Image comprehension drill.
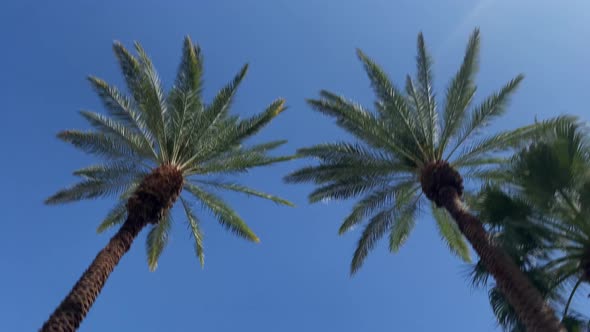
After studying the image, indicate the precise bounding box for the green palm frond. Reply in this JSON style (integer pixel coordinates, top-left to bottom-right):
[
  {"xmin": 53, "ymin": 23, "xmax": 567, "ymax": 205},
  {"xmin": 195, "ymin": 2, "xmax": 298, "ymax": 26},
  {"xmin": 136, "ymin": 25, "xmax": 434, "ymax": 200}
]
[
  {"xmin": 96, "ymin": 183, "xmax": 139, "ymax": 233},
  {"xmin": 296, "ymin": 142, "xmax": 391, "ymax": 164},
  {"xmin": 57, "ymin": 130, "xmax": 139, "ymax": 160},
  {"xmin": 432, "ymin": 203, "xmax": 471, "ymax": 262},
  {"xmin": 185, "ymin": 183, "xmax": 259, "ymax": 242},
  {"xmin": 193, "ymin": 150, "xmax": 294, "ymax": 175},
  {"xmin": 96, "ymin": 199, "xmax": 127, "ymax": 233},
  {"xmin": 88, "ymin": 77, "xmax": 145, "ymax": 131},
  {"xmin": 356, "ymin": 49, "xmax": 428, "ymax": 157},
  {"xmin": 338, "ymin": 181, "xmax": 418, "ymax": 235},
  {"xmin": 437, "ymin": 29, "xmax": 480, "ymax": 158},
  {"xmin": 414, "ymin": 32, "xmax": 438, "ymax": 153},
  {"xmin": 72, "ymin": 162, "xmax": 142, "ymax": 180},
  {"xmin": 186, "ymin": 99, "xmax": 286, "ymax": 168},
  {"xmin": 79, "ymin": 110, "xmax": 156, "ymax": 159},
  {"xmin": 285, "ymin": 143, "xmax": 412, "ymax": 186},
  {"xmin": 235, "ymin": 99, "xmax": 286, "ymax": 142},
  {"xmin": 350, "ymin": 208, "xmax": 396, "ymax": 274},
  {"xmin": 173, "ymin": 36, "xmax": 203, "ymax": 97},
  {"xmin": 47, "ymin": 162, "xmax": 143, "ymax": 205},
  {"xmin": 188, "ymin": 64, "xmax": 248, "ymax": 142},
  {"xmin": 146, "ymin": 211, "xmax": 172, "ymax": 271},
  {"xmin": 307, "ymin": 92, "xmax": 420, "ymax": 165},
  {"xmin": 134, "ymin": 42, "xmax": 168, "ymax": 148},
  {"xmin": 180, "ymin": 197, "xmax": 205, "ymax": 267},
  {"xmin": 307, "ymin": 177, "xmax": 386, "ymax": 203},
  {"xmin": 350, "ymin": 197, "xmax": 418, "ymax": 274},
  {"xmin": 447, "ymin": 75, "xmax": 524, "ymax": 160},
  {"xmin": 388, "ymin": 202, "xmax": 418, "ymax": 253},
  {"xmin": 167, "ymin": 38, "xmax": 205, "ymax": 163},
  {"xmin": 46, "ymin": 180, "xmax": 112, "ymax": 205},
  {"xmin": 191, "ymin": 179, "xmax": 294, "ymax": 206}
]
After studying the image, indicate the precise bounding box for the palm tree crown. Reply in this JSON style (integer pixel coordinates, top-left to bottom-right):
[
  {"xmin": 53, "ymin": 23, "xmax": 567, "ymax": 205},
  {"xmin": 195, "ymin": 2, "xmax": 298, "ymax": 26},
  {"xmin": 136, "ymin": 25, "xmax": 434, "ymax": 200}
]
[
  {"xmin": 47, "ymin": 36, "xmax": 293, "ymax": 270},
  {"xmin": 286, "ymin": 29, "xmax": 565, "ymax": 273}
]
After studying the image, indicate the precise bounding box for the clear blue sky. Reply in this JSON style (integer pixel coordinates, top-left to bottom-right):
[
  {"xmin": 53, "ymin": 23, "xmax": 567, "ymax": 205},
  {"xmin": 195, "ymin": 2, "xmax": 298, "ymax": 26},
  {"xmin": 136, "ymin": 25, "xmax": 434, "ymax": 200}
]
[{"xmin": 1, "ymin": 1, "xmax": 589, "ymax": 331}]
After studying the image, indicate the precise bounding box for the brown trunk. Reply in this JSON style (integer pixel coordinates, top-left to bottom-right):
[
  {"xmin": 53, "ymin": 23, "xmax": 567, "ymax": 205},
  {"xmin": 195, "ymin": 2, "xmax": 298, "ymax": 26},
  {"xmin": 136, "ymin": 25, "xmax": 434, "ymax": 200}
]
[
  {"xmin": 439, "ymin": 187, "xmax": 565, "ymax": 332},
  {"xmin": 40, "ymin": 216, "xmax": 146, "ymax": 332},
  {"xmin": 41, "ymin": 165, "xmax": 183, "ymax": 332}
]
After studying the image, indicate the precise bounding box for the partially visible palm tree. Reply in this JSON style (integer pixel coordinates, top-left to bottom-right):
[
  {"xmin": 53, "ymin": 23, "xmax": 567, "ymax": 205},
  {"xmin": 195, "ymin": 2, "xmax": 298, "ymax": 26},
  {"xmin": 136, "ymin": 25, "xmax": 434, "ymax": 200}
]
[
  {"xmin": 41, "ymin": 37, "xmax": 293, "ymax": 332},
  {"xmin": 471, "ymin": 120, "xmax": 590, "ymax": 330},
  {"xmin": 286, "ymin": 29, "xmax": 567, "ymax": 331}
]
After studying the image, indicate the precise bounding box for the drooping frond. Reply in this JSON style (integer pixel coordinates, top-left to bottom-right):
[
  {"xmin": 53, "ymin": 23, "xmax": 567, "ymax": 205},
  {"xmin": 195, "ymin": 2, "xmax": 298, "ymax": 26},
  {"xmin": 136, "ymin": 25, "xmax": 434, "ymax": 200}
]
[
  {"xmin": 180, "ymin": 197, "xmax": 205, "ymax": 267},
  {"xmin": 191, "ymin": 179, "xmax": 294, "ymax": 206},
  {"xmin": 184, "ymin": 183, "xmax": 259, "ymax": 242},
  {"xmin": 96, "ymin": 182, "xmax": 139, "ymax": 233},
  {"xmin": 146, "ymin": 211, "xmax": 172, "ymax": 271},
  {"xmin": 350, "ymin": 208, "xmax": 395, "ymax": 274},
  {"xmin": 47, "ymin": 159, "xmax": 146, "ymax": 205},
  {"xmin": 432, "ymin": 203, "xmax": 471, "ymax": 262},
  {"xmin": 350, "ymin": 197, "xmax": 418, "ymax": 274},
  {"xmin": 388, "ymin": 201, "xmax": 419, "ymax": 253},
  {"xmin": 489, "ymin": 286, "xmax": 521, "ymax": 331},
  {"xmin": 96, "ymin": 199, "xmax": 127, "ymax": 233},
  {"xmin": 46, "ymin": 180, "xmax": 116, "ymax": 205},
  {"xmin": 437, "ymin": 29, "xmax": 480, "ymax": 157},
  {"xmin": 338, "ymin": 180, "xmax": 418, "ymax": 235}
]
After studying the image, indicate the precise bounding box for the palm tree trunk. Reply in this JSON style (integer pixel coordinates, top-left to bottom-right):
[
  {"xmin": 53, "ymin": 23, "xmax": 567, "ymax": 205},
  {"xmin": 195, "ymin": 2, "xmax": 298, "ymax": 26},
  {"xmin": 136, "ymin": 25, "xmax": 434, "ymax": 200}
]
[
  {"xmin": 40, "ymin": 216, "xmax": 147, "ymax": 332},
  {"xmin": 40, "ymin": 165, "xmax": 184, "ymax": 332},
  {"xmin": 439, "ymin": 187, "xmax": 565, "ymax": 332}
]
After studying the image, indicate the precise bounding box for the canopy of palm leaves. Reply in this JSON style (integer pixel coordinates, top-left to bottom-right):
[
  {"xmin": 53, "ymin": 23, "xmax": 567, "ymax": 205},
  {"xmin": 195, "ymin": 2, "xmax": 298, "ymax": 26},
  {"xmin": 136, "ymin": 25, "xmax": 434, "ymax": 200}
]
[
  {"xmin": 285, "ymin": 28, "xmax": 568, "ymax": 273},
  {"xmin": 46, "ymin": 36, "xmax": 293, "ymax": 270},
  {"xmin": 470, "ymin": 120, "xmax": 590, "ymax": 330}
]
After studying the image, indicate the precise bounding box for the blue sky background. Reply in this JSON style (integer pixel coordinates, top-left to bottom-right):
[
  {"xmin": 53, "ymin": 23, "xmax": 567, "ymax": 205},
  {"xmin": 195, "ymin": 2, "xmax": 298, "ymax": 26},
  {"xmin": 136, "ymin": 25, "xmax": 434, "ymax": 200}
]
[{"xmin": 1, "ymin": 0, "xmax": 589, "ymax": 331}]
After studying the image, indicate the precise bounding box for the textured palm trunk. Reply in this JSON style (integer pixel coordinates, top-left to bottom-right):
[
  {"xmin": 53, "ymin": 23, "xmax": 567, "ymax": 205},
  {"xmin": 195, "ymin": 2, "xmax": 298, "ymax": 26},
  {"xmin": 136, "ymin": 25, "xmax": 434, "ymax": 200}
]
[
  {"xmin": 439, "ymin": 187, "xmax": 565, "ymax": 332},
  {"xmin": 41, "ymin": 165, "xmax": 183, "ymax": 332},
  {"xmin": 420, "ymin": 161, "xmax": 564, "ymax": 332}
]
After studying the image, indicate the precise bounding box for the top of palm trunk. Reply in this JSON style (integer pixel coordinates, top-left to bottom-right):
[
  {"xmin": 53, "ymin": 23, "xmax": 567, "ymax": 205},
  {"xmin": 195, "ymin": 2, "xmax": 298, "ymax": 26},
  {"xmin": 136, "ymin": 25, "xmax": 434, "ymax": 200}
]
[{"xmin": 420, "ymin": 160, "xmax": 464, "ymax": 207}]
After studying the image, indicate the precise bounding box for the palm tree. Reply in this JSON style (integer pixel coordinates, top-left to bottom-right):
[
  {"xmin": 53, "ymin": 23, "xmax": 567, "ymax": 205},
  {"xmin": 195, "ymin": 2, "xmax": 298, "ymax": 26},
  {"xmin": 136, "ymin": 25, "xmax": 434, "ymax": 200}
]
[
  {"xmin": 285, "ymin": 29, "xmax": 567, "ymax": 331},
  {"xmin": 471, "ymin": 120, "xmax": 590, "ymax": 330},
  {"xmin": 41, "ymin": 37, "xmax": 293, "ymax": 332}
]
